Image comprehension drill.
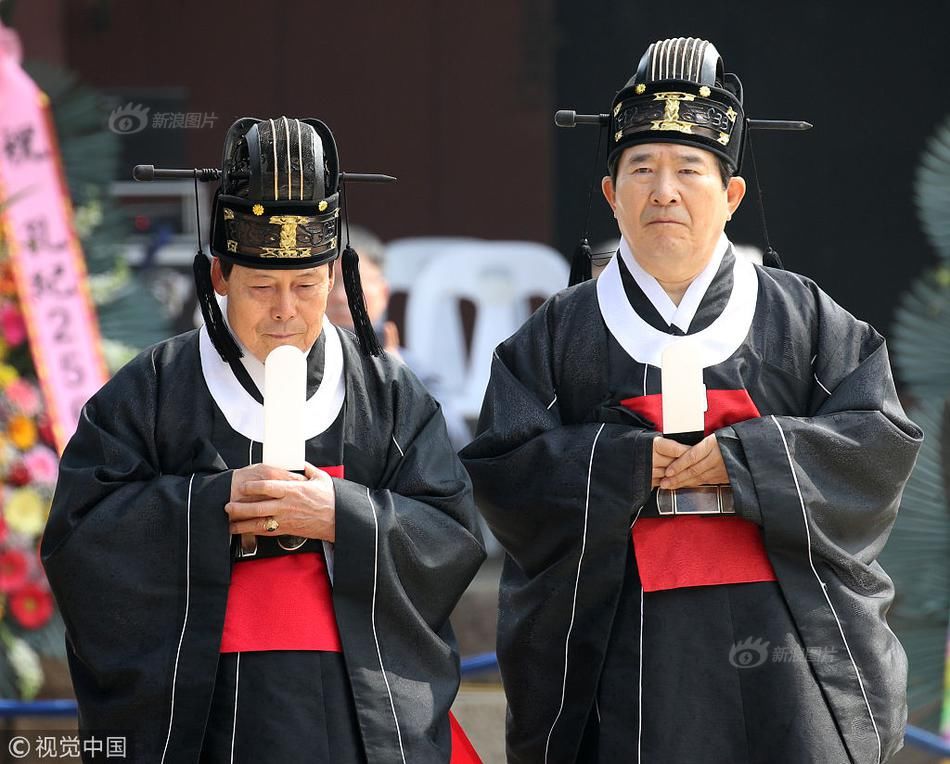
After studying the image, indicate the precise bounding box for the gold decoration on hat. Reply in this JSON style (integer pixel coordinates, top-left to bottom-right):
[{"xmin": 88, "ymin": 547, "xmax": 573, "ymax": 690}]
[
  {"xmin": 650, "ymin": 92, "xmax": 696, "ymax": 135},
  {"xmin": 635, "ymin": 84, "xmax": 646, "ymax": 95},
  {"xmin": 318, "ymin": 200, "xmax": 328, "ymax": 212},
  {"xmin": 260, "ymin": 215, "xmax": 314, "ymax": 258},
  {"xmin": 223, "ymin": 207, "xmax": 235, "ymax": 220},
  {"xmin": 699, "ymin": 85, "xmax": 711, "ymax": 97},
  {"xmin": 726, "ymin": 107, "xmax": 737, "ymax": 122},
  {"xmin": 252, "ymin": 204, "xmax": 265, "ymax": 216}
]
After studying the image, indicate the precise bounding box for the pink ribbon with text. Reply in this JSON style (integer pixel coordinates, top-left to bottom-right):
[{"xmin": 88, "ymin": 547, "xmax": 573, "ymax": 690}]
[{"xmin": 0, "ymin": 24, "xmax": 107, "ymax": 452}]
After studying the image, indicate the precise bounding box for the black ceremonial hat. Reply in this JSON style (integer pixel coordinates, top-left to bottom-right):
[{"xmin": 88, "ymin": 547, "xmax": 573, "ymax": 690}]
[
  {"xmin": 132, "ymin": 119, "xmax": 396, "ymax": 360},
  {"xmin": 555, "ymin": 36, "xmax": 811, "ymax": 285},
  {"xmin": 609, "ymin": 37, "xmax": 746, "ymax": 173},
  {"xmin": 209, "ymin": 117, "xmax": 342, "ymax": 269},
  {"xmin": 190, "ymin": 116, "xmax": 386, "ymax": 361}
]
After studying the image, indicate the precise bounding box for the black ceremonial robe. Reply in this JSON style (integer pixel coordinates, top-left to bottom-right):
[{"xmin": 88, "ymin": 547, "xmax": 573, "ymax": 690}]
[
  {"xmin": 42, "ymin": 319, "xmax": 485, "ymax": 763},
  {"xmin": 460, "ymin": 241, "xmax": 922, "ymax": 764}
]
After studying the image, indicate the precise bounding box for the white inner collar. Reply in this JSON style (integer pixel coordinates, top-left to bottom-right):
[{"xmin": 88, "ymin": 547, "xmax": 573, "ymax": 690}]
[
  {"xmin": 199, "ymin": 314, "xmax": 345, "ymax": 443},
  {"xmin": 597, "ymin": 240, "xmax": 758, "ymax": 370},
  {"xmin": 619, "ymin": 233, "xmax": 729, "ymax": 333}
]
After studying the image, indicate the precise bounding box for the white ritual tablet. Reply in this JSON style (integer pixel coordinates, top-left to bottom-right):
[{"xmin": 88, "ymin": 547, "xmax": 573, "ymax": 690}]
[
  {"xmin": 263, "ymin": 345, "xmax": 307, "ymax": 470},
  {"xmin": 660, "ymin": 340, "xmax": 707, "ymax": 437}
]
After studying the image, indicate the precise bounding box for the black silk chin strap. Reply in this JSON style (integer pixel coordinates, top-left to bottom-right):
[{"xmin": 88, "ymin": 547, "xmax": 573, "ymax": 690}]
[
  {"xmin": 745, "ymin": 130, "xmax": 784, "ymax": 270},
  {"xmin": 193, "ymin": 170, "xmax": 243, "ymax": 364},
  {"xmin": 223, "ymin": 333, "xmax": 326, "ymax": 406},
  {"xmin": 193, "ymin": 252, "xmax": 243, "ymax": 364},
  {"xmin": 226, "ymin": 354, "xmax": 263, "ymax": 405},
  {"xmin": 568, "ymin": 124, "xmax": 605, "ymax": 287}
]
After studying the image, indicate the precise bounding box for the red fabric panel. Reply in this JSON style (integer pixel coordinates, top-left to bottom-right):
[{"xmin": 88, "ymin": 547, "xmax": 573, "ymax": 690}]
[
  {"xmin": 619, "ymin": 388, "xmax": 760, "ymax": 437},
  {"xmin": 220, "ymin": 464, "xmax": 344, "ymax": 654},
  {"xmin": 622, "ymin": 389, "xmax": 777, "ymax": 591},
  {"xmin": 702, "ymin": 388, "xmax": 760, "ymax": 434},
  {"xmin": 632, "ymin": 516, "xmax": 777, "ymax": 592},
  {"xmin": 450, "ymin": 712, "xmax": 482, "ymax": 763},
  {"xmin": 621, "ymin": 392, "xmax": 664, "ymax": 432},
  {"xmin": 220, "ymin": 553, "xmax": 342, "ymax": 653}
]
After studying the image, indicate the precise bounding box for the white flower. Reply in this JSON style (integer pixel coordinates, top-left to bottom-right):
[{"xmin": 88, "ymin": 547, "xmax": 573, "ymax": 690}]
[{"xmin": 7, "ymin": 636, "xmax": 43, "ymax": 699}]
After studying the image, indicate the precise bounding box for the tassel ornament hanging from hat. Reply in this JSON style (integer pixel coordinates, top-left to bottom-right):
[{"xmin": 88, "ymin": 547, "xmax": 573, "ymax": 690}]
[
  {"xmin": 567, "ymin": 123, "xmax": 605, "ymax": 287},
  {"xmin": 341, "ymin": 243, "xmax": 382, "ymax": 356},
  {"xmin": 569, "ymin": 238, "xmax": 593, "ymax": 286},
  {"xmin": 340, "ymin": 187, "xmax": 382, "ymax": 356},
  {"xmin": 745, "ymin": 128, "xmax": 785, "ymax": 270}
]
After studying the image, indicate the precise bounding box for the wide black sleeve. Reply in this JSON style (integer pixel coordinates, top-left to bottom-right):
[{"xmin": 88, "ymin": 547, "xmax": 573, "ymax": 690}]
[
  {"xmin": 717, "ymin": 284, "xmax": 922, "ymax": 764},
  {"xmin": 459, "ymin": 299, "xmax": 657, "ymax": 763},
  {"xmin": 40, "ymin": 350, "xmax": 232, "ymax": 761},
  {"xmin": 460, "ymin": 301, "xmax": 657, "ymax": 577},
  {"xmin": 330, "ymin": 362, "xmax": 486, "ymax": 763}
]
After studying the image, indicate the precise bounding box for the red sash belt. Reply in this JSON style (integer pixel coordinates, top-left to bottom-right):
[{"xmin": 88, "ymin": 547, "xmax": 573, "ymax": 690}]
[
  {"xmin": 220, "ymin": 552, "xmax": 342, "ymax": 653},
  {"xmin": 622, "ymin": 390, "xmax": 778, "ymax": 591},
  {"xmin": 632, "ymin": 516, "xmax": 777, "ymax": 592}
]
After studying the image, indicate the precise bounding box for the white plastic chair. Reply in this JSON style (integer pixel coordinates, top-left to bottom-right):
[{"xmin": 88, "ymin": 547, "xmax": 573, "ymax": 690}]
[
  {"xmin": 401, "ymin": 239, "xmax": 569, "ymax": 420},
  {"xmin": 383, "ymin": 237, "xmax": 480, "ymax": 296}
]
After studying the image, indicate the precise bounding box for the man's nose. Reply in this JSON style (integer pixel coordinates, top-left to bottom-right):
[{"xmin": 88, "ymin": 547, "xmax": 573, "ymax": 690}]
[
  {"xmin": 272, "ymin": 288, "xmax": 296, "ymax": 321},
  {"xmin": 650, "ymin": 171, "xmax": 680, "ymax": 205}
]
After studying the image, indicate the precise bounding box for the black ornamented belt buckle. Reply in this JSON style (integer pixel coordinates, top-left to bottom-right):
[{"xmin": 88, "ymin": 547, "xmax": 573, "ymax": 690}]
[
  {"xmin": 233, "ymin": 534, "xmax": 312, "ymax": 561},
  {"xmin": 656, "ymin": 485, "xmax": 735, "ymax": 515}
]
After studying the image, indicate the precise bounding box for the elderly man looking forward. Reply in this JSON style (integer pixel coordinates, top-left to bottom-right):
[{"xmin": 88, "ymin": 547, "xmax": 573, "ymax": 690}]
[{"xmin": 461, "ymin": 38, "xmax": 921, "ymax": 764}]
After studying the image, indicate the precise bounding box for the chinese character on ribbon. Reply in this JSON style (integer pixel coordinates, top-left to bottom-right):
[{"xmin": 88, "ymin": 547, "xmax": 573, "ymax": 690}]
[{"xmin": 3, "ymin": 124, "xmax": 48, "ymax": 164}]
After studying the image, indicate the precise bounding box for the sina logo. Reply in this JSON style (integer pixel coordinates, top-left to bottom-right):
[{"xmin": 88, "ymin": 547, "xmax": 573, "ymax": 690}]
[
  {"xmin": 108, "ymin": 103, "xmax": 150, "ymax": 135},
  {"xmin": 729, "ymin": 637, "xmax": 770, "ymax": 669}
]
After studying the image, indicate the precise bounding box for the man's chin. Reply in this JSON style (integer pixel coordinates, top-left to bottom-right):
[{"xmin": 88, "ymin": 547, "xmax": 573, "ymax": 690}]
[
  {"xmin": 256, "ymin": 334, "xmax": 309, "ymax": 357},
  {"xmin": 632, "ymin": 234, "xmax": 691, "ymax": 261}
]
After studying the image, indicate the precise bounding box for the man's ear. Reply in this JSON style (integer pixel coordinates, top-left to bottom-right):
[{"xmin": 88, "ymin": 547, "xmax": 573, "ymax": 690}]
[
  {"xmin": 326, "ymin": 262, "xmax": 335, "ymax": 290},
  {"xmin": 210, "ymin": 257, "xmax": 228, "ymax": 296},
  {"xmin": 601, "ymin": 175, "xmax": 616, "ymax": 212},
  {"xmin": 726, "ymin": 175, "xmax": 747, "ymax": 216}
]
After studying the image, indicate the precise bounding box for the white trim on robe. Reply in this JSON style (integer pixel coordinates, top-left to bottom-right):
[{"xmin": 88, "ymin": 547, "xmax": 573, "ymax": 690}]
[
  {"xmin": 198, "ymin": 315, "xmax": 345, "ymax": 444},
  {"xmin": 596, "ymin": 236, "xmax": 758, "ymax": 370}
]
